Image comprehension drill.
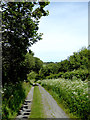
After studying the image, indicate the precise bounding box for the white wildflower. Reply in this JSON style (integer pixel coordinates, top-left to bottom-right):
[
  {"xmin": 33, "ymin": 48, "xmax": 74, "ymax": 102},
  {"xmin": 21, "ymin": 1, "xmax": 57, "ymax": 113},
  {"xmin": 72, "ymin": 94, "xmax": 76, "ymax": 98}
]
[
  {"xmin": 4, "ymin": 88, "xmax": 6, "ymax": 91},
  {"xmin": 11, "ymin": 95, "xmax": 13, "ymax": 97}
]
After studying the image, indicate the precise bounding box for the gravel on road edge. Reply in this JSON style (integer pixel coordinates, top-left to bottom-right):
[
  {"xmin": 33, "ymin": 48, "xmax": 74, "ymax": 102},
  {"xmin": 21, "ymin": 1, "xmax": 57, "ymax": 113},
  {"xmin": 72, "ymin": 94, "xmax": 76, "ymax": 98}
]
[
  {"xmin": 39, "ymin": 84, "xmax": 70, "ymax": 119},
  {"xmin": 16, "ymin": 86, "xmax": 34, "ymax": 119}
]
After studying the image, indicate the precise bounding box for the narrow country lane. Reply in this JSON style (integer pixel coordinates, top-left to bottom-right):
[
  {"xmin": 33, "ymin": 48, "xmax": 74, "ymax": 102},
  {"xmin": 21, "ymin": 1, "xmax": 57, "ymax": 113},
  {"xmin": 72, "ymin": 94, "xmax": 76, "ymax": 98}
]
[
  {"xmin": 16, "ymin": 84, "xmax": 70, "ymax": 119},
  {"xmin": 39, "ymin": 84, "xmax": 70, "ymax": 119}
]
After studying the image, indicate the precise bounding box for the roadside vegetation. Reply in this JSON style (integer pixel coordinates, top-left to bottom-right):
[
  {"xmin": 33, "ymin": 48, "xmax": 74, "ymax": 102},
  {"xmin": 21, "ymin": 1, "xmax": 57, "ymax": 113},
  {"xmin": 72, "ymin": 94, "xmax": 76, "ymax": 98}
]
[
  {"xmin": 38, "ymin": 78, "xmax": 89, "ymax": 119},
  {"xmin": 2, "ymin": 1, "xmax": 49, "ymax": 119},
  {"xmin": 37, "ymin": 47, "xmax": 89, "ymax": 81},
  {"xmin": 2, "ymin": 82, "xmax": 31, "ymax": 119},
  {"xmin": 29, "ymin": 86, "xmax": 45, "ymax": 118},
  {"xmin": 1, "ymin": 1, "xmax": 89, "ymax": 119},
  {"xmin": 37, "ymin": 47, "xmax": 89, "ymax": 119}
]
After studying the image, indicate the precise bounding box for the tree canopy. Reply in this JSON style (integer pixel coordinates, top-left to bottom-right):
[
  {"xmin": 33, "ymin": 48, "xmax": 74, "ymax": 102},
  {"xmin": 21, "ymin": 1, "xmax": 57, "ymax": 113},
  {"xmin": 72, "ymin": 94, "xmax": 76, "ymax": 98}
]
[
  {"xmin": 2, "ymin": 1, "xmax": 49, "ymax": 85},
  {"xmin": 39, "ymin": 47, "xmax": 89, "ymax": 80}
]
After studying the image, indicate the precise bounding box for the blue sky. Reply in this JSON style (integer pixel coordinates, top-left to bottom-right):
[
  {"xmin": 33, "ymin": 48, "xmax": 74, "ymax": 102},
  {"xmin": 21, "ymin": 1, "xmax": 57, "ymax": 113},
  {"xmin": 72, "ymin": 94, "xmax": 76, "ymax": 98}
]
[{"xmin": 31, "ymin": 2, "xmax": 88, "ymax": 62}]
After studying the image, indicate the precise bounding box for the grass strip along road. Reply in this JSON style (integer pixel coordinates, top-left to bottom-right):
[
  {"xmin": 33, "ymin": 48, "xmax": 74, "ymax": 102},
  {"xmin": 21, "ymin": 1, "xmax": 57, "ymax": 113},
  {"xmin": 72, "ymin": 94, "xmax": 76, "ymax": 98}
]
[
  {"xmin": 29, "ymin": 86, "xmax": 45, "ymax": 118},
  {"xmin": 29, "ymin": 84, "xmax": 69, "ymax": 119}
]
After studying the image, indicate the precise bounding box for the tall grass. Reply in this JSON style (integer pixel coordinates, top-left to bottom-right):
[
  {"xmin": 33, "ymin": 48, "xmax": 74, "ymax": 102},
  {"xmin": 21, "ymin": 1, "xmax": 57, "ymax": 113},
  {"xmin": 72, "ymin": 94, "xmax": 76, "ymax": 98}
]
[
  {"xmin": 40, "ymin": 78, "xmax": 89, "ymax": 119},
  {"xmin": 2, "ymin": 81, "xmax": 31, "ymax": 119}
]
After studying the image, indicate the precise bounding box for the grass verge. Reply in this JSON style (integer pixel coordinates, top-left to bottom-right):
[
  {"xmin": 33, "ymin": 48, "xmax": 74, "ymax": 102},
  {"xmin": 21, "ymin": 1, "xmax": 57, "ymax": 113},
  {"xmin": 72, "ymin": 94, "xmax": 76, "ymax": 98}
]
[
  {"xmin": 29, "ymin": 86, "xmax": 45, "ymax": 118},
  {"xmin": 2, "ymin": 81, "xmax": 32, "ymax": 119},
  {"xmin": 46, "ymin": 89, "xmax": 79, "ymax": 119}
]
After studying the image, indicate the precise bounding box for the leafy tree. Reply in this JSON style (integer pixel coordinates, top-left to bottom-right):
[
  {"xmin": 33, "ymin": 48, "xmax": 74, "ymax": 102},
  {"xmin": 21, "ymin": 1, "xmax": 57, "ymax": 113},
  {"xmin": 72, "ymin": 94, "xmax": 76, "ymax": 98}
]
[
  {"xmin": 69, "ymin": 47, "xmax": 88, "ymax": 70},
  {"xmin": 24, "ymin": 52, "xmax": 35, "ymax": 74},
  {"xmin": 39, "ymin": 66, "xmax": 50, "ymax": 79},
  {"xmin": 27, "ymin": 71, "xmax": 37, "ymax": 81},
  {"xmin": 39, "ymin": 47, "xmax": 89, "ymax": 80},
  {"xmin": 34, "ymin": 57, "xmax": 43, "ymax": 73},
  {"xmin": 46, "ymin": 63, "xmax": 59, "ymax": 74},
  {"xmin": 24, "ymin": 52, "xmax": 43, "ymax": 81},
  {"xmin": 78, "ymin": 47, "xmax": 88, "ymax": 69},
  {"xmin": 2, "ymin": 1, "xmax": 49, "ymax": 85},
  {"xmin": 57, "ymin": 59, "xmax": 70, "ymax": 72},
  {"xmin": 69, "ymin": 53, "xmax": 80, "ymax": 70}
]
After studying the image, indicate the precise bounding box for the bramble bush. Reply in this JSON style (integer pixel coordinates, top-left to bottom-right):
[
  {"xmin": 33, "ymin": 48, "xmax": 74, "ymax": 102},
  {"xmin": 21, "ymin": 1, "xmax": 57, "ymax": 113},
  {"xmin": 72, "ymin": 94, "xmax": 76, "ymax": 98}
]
[{"xmin": 40, "ymin": 78, "xmax": 89, "ymax": 119}]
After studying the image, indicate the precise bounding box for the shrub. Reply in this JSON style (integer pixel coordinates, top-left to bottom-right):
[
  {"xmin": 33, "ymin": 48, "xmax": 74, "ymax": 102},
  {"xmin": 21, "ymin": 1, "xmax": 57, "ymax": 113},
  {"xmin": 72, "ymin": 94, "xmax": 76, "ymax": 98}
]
[
  {"xmin": 37, "ymin": 80, "xmax": 41, "ymax": 84},
  {"xmin": 2, "ymin": 82, "xmax": 31, "ymax": 119},
  {"xmin": 27, "ymin": 71, "xmax": 37, "ymax": 81},
  {"xmin": 41, "ymin": 79, "xmax": 89, "ymax": 119},
  {"xmin": 45, "ymin": 69, "xmax": 89, "ymax": 81}
]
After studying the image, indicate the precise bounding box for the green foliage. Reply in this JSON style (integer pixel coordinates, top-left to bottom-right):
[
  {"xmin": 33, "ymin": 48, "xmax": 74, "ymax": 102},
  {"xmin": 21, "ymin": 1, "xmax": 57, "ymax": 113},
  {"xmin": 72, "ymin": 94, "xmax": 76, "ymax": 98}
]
[
  {"xmin": 46, "ymin": 69, "xmax": 89, "ymax": 81},
  {"xmin": 47, "ymin": 63, "xmax": 59, "ymax": 74},
  {"xmin": 39, "ymin": 47, "xmax": 89, "ymax": 80},
  {"xmin": 2, "ymin": 1, "xmax": 50, "ymax": 119},
  {"xmin": 57, "ymin": 59, "xmax": 70, "ymax": 72},
  {"xmin": 2, "ymin": 82, "xmax": 31, "ymax": 119},
  {"xmin": 62, "ymin": 69, "xmax": 89, "ymax": 81},
  {"xmin": 41, "ymin": 79, "xmax": 89, "ymax": 119},
  {"xmin": 39, "ymin": 63, "xmax": 59, "ymax": 79},
  {"xmin": 2, "ymin": 1, "xmax": 49, "ymax": 85},
  {"xmin": 35, "ymin": 74, "xmax": 41, "ymax": 82},
  {"xmin": 24, "ymin": 52, "xmax": 43, "ymax": 78},
  {"xmin": 37, "ymin": 80, "xmax": 42, "ymax": 84},
  {"xmin": 69, "ymin": 47, "xmax": 88, "ymax": 70},
  {"xmin": 27, "ymin": 71, "xmax": 37, "ymax": 81},
  {"xmin": 39, "ymin": 67, "xmax": 49, "ymax": 79},
  {"xmin": 34, "ymin": 57, "xmax": 43, "ymax": 73},
  {"xmin": 46, "ymin": 73, "xmax": 58, "ymax": 79},
  {"xmin": 29, "ymin": 86, "xmax": 45, "ymax": 118},
  {"xmin": 24, "ymin": 52, "xmax": 35, "ymax": 74},
  {"xmin": 24, "ymin": 52, "xmax": 43, "ymax": 82}
]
